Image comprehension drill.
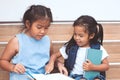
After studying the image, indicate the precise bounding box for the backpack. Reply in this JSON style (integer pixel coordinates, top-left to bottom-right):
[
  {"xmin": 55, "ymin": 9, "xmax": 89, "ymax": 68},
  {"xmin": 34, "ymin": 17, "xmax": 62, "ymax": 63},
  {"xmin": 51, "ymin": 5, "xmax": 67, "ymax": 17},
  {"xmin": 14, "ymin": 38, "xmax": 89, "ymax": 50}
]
[{"xmin": 64, "ymin": 43, "xmax": 106, "ymax": 79}]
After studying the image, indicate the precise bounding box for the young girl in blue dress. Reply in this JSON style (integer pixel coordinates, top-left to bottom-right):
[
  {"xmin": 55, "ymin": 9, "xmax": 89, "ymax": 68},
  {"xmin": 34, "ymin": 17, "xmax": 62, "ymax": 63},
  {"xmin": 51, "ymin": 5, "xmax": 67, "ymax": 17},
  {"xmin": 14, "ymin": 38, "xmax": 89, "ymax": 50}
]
[
  {"xmin": 0, "ymin": 5, "xmax": 54, "ymax": 80},
  {"xmin": 48, "ymin": 15, "xmax": 109, "ymax": 80}
]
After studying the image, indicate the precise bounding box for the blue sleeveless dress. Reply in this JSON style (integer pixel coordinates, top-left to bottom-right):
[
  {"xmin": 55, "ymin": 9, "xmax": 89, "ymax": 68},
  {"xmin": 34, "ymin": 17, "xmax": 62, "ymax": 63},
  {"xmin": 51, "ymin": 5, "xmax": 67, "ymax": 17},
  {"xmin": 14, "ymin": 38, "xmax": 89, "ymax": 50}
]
[{"xmin": 10, "ymin": 33, "xmax": 50, "ymax": 80}]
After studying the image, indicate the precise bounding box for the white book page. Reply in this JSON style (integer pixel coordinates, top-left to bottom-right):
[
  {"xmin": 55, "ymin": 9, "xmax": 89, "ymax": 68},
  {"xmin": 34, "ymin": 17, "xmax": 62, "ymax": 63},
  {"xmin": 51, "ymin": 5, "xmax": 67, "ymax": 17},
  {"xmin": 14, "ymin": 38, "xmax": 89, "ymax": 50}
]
[{"xmin": 32, "ymin": 73, "xmax": 74, "ymax": 80}]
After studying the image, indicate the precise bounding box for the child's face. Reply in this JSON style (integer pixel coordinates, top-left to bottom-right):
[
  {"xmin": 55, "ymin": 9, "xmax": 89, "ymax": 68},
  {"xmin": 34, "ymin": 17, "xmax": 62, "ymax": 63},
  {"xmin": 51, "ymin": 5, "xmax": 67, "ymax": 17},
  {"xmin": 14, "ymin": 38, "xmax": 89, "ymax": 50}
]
[
  {"xmin": 26, "ymin": 19, "xmax": 50, "ymax": 40},
  {"xmin": 73, "ymin": 26, "xmax": 91, "ymax": 47}
]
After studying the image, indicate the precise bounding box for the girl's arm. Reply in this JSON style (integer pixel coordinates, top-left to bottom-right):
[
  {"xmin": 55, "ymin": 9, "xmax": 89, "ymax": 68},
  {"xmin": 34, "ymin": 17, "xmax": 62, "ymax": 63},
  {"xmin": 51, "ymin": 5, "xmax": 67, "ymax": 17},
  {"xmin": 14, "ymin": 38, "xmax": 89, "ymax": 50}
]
[
  {"xmin": 50, "ymin": 41, "xmax": 54, "ymax": 56},
  {"xmin": 0, "ymin": 37, "xmax": 25, "ymax": 73},
  {"xmin": 45, "ymin": 42, "xmax": 61, "ymax": 73},
  {"xmin": 83, "ymin": 57, "xmax": 109, "ymax": 71},
  {"xmin": 45, "ymin": 43, "xmax": 68, "ymax": 75},
  {"xmin": 56, "ymin": 56, "xmax": 68, "ymax": 76}
]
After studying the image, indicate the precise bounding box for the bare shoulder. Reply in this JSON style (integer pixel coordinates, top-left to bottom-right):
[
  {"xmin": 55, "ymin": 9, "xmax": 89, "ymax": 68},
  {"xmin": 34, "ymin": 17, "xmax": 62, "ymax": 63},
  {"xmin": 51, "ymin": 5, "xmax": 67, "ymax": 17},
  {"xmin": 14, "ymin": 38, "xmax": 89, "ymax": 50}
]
[
  {"xmin": 10, "ymin": 36, "xmax": 19, "ymax": 51},
  {"xmin": 8, "ymin": 36, "xmax": 18, "ymax": 44},
  {"xmin": 1, "ymin": 36, "xmax": 19, "ymax": 60}
]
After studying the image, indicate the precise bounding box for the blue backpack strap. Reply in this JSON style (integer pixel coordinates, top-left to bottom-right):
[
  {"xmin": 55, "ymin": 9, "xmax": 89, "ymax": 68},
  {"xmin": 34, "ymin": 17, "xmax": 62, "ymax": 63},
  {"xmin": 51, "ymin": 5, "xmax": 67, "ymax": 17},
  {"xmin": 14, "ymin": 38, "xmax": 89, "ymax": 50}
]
[
  {"xmin": 90, "ymin": 43, "xmax": 100, "ymax": 49},
  {"xmin": 64, "ymin": 45, "xmax": 79, "ymax": 74}
]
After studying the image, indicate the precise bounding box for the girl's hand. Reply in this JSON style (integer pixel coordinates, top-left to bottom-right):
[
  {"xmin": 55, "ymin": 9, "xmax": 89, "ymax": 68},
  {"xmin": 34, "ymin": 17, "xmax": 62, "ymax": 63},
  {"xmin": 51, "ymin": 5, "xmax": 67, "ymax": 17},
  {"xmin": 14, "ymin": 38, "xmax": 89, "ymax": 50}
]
[
  {"xmin": 45, "ymin": 63, "xmax": 54, "ymax": 74},
  {"xmin": 83, "ymin": 59, "xmax": 94, "ymax": 71},
  {"xmin": 12, "ymin": 63, "xmax": 26, "ymax": 74},
  {"xmin": 57, "ymin": 62, "xmax": 68, "ymax": 76}
]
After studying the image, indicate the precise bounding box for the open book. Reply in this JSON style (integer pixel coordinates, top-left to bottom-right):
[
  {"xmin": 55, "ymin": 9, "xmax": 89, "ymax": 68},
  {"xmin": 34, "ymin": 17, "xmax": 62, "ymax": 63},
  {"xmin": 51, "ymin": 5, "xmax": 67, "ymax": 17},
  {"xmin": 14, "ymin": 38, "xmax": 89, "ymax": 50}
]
[
  {"xmin": 84, "ymin": 48, "xmax": 102, "ymax": 80},
  {"xmin": 27, "ymin": 73, "xmax": 74, "ymax": 80}
]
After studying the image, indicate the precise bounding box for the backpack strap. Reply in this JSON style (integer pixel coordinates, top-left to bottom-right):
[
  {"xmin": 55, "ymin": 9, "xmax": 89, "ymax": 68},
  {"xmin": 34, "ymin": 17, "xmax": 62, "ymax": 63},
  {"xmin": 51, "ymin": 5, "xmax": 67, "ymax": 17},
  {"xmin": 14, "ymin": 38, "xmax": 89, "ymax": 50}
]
[{"xmin": 64, "ymin": 45, "xmax": 79, "ymax": 74}]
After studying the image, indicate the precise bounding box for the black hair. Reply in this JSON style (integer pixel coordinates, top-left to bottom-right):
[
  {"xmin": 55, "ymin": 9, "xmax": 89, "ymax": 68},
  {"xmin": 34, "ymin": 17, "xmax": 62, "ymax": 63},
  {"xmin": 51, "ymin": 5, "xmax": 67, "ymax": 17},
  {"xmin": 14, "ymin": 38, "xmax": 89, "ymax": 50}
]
[
  {"xmin": 22, "ymin": 5, "xmax": 53, "ymax": 29},
  {"xmin": 65, "ymin": 15, "xmax": 103, "ymax": 54}
]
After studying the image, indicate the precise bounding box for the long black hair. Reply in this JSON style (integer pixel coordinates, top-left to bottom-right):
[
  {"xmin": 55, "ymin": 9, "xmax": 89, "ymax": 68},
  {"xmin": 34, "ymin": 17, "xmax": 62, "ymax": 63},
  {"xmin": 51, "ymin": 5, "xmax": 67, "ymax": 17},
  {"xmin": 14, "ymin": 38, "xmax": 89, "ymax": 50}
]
[{"xmin": 65, "ymin": 15, "xmax": 103, "ymax": 54}]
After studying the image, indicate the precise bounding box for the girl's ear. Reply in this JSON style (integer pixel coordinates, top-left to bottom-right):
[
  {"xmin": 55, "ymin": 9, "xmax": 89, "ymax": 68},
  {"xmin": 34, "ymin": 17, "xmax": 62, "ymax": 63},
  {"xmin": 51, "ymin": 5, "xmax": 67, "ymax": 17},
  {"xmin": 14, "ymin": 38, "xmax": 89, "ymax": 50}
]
[
  {"xmin": 89, "ymin": 33, "xmax": 95, "ymax": 39},
  {"xmin": 25, "ymin": 20, "xmax": 31, "ymax": 29}
]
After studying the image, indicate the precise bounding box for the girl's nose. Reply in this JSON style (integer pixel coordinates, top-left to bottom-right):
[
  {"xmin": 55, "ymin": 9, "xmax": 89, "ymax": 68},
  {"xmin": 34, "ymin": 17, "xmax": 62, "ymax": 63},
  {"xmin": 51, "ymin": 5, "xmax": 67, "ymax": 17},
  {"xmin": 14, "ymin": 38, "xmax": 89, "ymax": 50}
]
[{"xmin": 40, "ymin": 28, "xmax": 45, "ymax": 33}]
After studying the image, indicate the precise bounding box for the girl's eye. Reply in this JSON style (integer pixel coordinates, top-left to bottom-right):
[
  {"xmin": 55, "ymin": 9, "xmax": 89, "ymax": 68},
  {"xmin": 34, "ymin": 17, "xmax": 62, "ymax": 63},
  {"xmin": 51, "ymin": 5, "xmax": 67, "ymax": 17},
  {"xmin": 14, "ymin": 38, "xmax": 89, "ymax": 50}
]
[
  {"xmin": 74, "ymin": 33, "xmax": 84, "ymax": 37},
  {"xmin": 45, "ymin": 27, "xmax": 49, "ymax": 29},
  {"xmin": 79, "ymin": 35, "xmax": 83, "ymax": 37},
  {"xmin": 37, "ymin": 26, "xmax": 42, "ymax": 29},
  {"xmin": 78, "ymin": 34, "xmax": 84, "ymax": 37}
]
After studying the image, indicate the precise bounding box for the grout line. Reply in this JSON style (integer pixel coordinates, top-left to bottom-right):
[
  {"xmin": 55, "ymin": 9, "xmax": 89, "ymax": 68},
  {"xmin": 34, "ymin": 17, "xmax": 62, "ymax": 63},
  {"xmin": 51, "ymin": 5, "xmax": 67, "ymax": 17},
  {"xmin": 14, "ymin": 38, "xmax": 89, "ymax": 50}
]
[
  {"xmin": 0, "ymin": 40, "xmax": 120, "ymax": 44},
  {"xmin": 109, "ymin": 62, "xmax": 120, "ymax": 66},
  {"xmin": 0, "ymin": 21, "xmax": 120, "ymax": 25}
]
